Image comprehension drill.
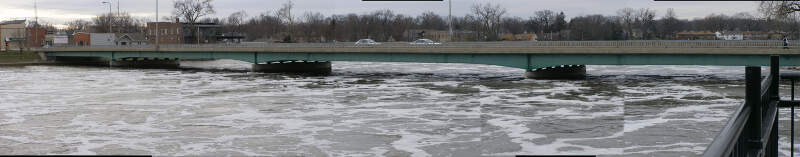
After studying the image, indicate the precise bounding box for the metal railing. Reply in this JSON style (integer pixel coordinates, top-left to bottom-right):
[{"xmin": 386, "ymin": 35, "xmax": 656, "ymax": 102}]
[
  {"xmin": 780, "ymin": 72, "xmax": 800, "ymax": 157},
  {"xmin": 37, "ymin": 40, "xmax": 800, "ymax": 50},
  {"xmin": 704, "ymin": 56, "xmax": 782, "ymax": 157}
]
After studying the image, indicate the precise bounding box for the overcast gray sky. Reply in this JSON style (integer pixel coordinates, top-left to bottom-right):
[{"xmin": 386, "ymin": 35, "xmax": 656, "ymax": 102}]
[{"xmin": 0, "ymin": 0, "xmax": 760, "ymax": 27}]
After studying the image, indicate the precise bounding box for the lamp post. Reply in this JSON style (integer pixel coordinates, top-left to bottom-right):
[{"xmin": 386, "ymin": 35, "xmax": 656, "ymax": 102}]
[{"xmin": 102, "ymin": 1, "xmax": 112, "ymax": 33}]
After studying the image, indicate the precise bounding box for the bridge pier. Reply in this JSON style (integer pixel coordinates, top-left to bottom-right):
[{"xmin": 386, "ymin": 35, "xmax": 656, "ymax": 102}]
[
  {"xmin": 110, "ymin": 58, "xmax": 180, "ymax": 69},
  {"xmin": 50, "ymin": 56, "xmax": 110, "ymax": 66},
  {"xmin": 252, "ymin": 61, "xmax": 332, "ymax": 75},
  {"xmin": 525, "ymin": 65, "xmax": 586, "ymax": 79},
  {"xmin": 50, "ymin": 56, "xmax": 180, "ymax": 69}
]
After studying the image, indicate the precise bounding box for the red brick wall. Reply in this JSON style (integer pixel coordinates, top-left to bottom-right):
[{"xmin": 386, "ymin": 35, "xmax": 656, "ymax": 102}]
[
  {"xmin": 147, "ymin": 22, "xmax": 183, "ymax": 44},
  {"xmin": 73, "ymin": 33, "xmax": 90, "ymax": 46},
  {"xmin": 26, "ymin": 27, "xmax": 46, "ymax": 47}
]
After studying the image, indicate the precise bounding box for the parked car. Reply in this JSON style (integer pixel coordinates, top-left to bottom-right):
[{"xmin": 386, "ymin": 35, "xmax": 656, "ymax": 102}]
[
  {"xmin": 410, "ymin": 39, "xmax": 441, "ymax": 45},
  {"xmin": 355, "ymin": 39, "xmax": 381, "ymax": 45}
]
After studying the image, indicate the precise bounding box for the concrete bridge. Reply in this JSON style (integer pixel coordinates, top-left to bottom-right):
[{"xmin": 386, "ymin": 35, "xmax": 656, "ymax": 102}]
[{"xmin": 35, "ymin": 40, "xmax": 800, "ymax": 78}]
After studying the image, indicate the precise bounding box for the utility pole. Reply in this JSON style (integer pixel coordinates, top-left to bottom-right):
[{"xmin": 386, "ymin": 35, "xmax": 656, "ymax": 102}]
[
  {"xmin": 103, "ymin": 1, "xmax": 112, "ymax": 33},
  {"xmin": 117, "ymin": 0, "xmax": 120, "ymax": 34},
  {"xmin": 34, "ymin": 0, "xmax": 38, "ymax": 47},
  {"xmin": 156, "ymin": 0, "xmax": 159, "ymax": 51},
  {"xmin": 448, "ymin": 0, "xmax": 453, "ymax": 41}
]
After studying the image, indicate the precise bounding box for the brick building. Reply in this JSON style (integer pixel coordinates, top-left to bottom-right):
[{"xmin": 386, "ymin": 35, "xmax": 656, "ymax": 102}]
[
  {"xmin": 26, "ymin": 27, "xmax": 46, "ymax": 47},
  {"xmin": 146, "ymin": 22, "xmax": 183, "ymax": 44},
  {"xmin": 73, "ymin": 32, "xmax": 90, "ymax": 46}
]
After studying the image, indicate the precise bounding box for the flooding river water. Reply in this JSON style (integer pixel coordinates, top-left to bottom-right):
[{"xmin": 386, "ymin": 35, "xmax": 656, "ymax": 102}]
[{"xmin": 0, "ymin": 60, "xmax": 798, "ymax": 156}]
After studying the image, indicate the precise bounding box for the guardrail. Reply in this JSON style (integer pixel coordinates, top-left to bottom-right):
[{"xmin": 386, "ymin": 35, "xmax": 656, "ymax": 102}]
[
  {"xmin": 703, "ymin": 56, "xmax": 782, "ymax": 157},
  {"xmin": 37, "ymin": 40, "xmax": 800, "ymax": 49}
]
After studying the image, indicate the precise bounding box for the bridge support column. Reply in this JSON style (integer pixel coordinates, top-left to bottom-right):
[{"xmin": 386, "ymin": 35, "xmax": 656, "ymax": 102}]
[
  {"xmin": 525, "ymin": 65, "xmax": 586, "ymax": 79},
  {"xmin": 252, "ymin": 61, "xmax": 331, "ymax": 75},
  {"xmin": 110, "ymin": 58, "xmax": 180, "ymax": 69}
]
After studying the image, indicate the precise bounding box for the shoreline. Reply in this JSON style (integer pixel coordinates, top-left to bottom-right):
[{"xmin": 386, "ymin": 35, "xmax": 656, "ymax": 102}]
[{"xmin": 0, "ymin": 61, "xmax": 60, "ymax": 67}]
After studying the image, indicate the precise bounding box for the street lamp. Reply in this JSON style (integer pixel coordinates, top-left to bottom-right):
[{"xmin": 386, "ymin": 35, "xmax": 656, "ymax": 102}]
[{"xmin": 102, "ymin": 1, "xmax": 112, "ymax": 33}]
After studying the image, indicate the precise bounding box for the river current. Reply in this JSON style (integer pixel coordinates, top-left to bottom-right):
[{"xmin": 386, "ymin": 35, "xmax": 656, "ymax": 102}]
[{"xmin": 0, "ymin": 60, "xmax": 797, "ymax": 156}]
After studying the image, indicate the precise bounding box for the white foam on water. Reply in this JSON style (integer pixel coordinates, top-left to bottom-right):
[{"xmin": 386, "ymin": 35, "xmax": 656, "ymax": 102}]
[{"xmin": 0, "ymin": 63, "xmax": 755, "ymax": 156}]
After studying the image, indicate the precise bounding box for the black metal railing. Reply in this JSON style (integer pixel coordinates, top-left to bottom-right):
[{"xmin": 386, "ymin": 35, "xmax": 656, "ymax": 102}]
[
  {"xmin": 704, "ymin": 56, "xmax": 782, "ymax": 157},
  {"xmin": 780, "ymin": 71, "xmax": 800, "ymax": 157}
]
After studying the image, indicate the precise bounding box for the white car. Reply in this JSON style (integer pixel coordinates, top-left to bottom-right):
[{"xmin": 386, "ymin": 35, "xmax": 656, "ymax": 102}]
[
  {"xmin": 355, "ymin": 39, "xmax": 381, "ymax": 45},
  {"xmin": 410, "ymin": 39, "xmax": 441, "ymax": 45}
]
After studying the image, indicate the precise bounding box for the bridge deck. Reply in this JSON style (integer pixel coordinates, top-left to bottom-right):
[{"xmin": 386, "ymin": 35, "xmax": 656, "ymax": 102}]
[{"xmin": 36, "ymin": 41, "xmax": 800, "ymax": 70}]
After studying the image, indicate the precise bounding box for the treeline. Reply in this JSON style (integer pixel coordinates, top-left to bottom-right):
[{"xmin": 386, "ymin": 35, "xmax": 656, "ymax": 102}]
[
  {"xmin": 57, "ymin": 1, "xmax": 800, "ymax": 42},
  {"xmin": 220, "ymin": 5, "xmax": 800, "ymax": 42}
]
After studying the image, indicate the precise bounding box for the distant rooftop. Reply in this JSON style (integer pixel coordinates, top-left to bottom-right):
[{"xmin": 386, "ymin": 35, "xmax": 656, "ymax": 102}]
[{"xmin": 0, "ymin": 20, "xmax": 25, "ymax": 25}]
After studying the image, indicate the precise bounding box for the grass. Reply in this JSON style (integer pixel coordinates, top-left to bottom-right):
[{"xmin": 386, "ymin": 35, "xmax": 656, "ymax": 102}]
[{"xmin": 0, "ymin": 51, "xmax": 43, "ymax": 63}]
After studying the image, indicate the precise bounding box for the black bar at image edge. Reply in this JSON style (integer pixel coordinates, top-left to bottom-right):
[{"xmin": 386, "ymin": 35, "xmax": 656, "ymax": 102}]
[
  {"xmin": 363, "ymin": 0, "xmax": 443, "ymax": 1},
  {"xmin": 0, "ymin": 155, "xmax": 152, "ymax": 157},
  {"xmin": 516, "ymin": 155, "xmax": 596, "ymax": 157}
]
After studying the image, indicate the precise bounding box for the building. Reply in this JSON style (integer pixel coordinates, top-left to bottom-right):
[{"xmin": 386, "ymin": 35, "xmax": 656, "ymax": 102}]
[
  {"xmin": 500, "ymin": 33, "xmax": 537, "ymax": 41},
  {"xmin": 182, "ymin": 22, "xmax": 221, "ymax": 44},
  {"xmin": 742, "ymin": 31, "xmax": 784, "ymax": 40},
  {"xmin": 217, "ymin": 32, "xmax": 245, "ymax": 44},
  {"xmin": 715, "ymin": 32, "xmax": 743, "ymax": 40},
  {"xmin": 675, "ymin": 31, "xmax": 717, "ymax": 40},
  {"xmin": 146, "ymin": 22, "xmax": 183, "ymax": 45},
  {"xmin": 46, "ymin": 30, "xmax": 74, "ymax": 47},
  {"xmin": 26, "ymin": 27, "xmax": 46, "ymax": 47},
  {"xmin": 0, "ymin": 20, "xmax": 26, "ymax": 51},
  {"xmin": 73, "ymin": 32, "xmax": 90, "ymax": 46},
  {"xmin": 115, "ymin": 33, "xmax": 147, "ymax": 46},
  {"xmin": 89, "ymin": 33, "xmax": 115, "ymax": 46},
  {"xmin": 405, "ymin": 29, "xmax": 450, "ymax": 42}
]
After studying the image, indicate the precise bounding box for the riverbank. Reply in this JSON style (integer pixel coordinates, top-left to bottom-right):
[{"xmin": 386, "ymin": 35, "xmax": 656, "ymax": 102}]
[{"xmin": 0, "ymin": 51, "xmax": 56, "ymax": 66}]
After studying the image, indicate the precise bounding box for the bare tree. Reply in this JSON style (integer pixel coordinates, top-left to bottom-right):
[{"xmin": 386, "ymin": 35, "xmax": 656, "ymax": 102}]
[
  {"xmin": 298, "ymin": 12, "xmax": 326, "ymax": 42},
  {"xmin": 471, "ymin": 2, "xmax": 506, "ymax": 41},
  {"xmin": 173, "ymin": 0, "xmax": 215, "ymax": 44},
  {"xmin": 617, "ymin": 8, "xmax": 635, "ymax": 39},
  {"xmin": 418, "ymin": 11, "xmax": 446, "ymax": 30},
  {"xmin": 277, "ymin": 0, "xmax": 295, "ymax": 42},
  {"xmin": 226, "ymin": 10, "xmax": 247, "ymax": 33},
  {"xmin": 67, "ymin": 19, "xmax": 91, "ymax": 32},
  {"xmin": 92, "ymin": 13, "xmax": 143, "ymax": 33},
  {"xmin": 759, "ymin": 1, "xmax": 799, "ymax": 20},
  {"xmin": 636, "ymin": 8, "xmax": 656, "ymax": 39},
  {"xmin": 502, "ymin": 17, "xmax": 525, "ymax": 35},
  {"xmin": 657, "ymin": 8, "xmax": 683, "ymax": 39}
]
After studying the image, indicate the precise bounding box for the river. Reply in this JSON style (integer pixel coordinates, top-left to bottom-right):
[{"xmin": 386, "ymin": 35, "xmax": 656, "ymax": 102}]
[{"xmin": 0, "ymin": 60, "xmax": 797, "ymax": 156}]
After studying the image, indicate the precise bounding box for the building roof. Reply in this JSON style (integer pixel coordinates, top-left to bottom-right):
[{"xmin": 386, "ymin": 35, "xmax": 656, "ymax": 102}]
[
  {"xmin": 116, "ymin": 33, "xmax": 147, "ymax": 41},
  {"xmin": 0, "ymin": 20, "xmax": 26, "ymax": 25},
  {"xmin": 181, "ymin": 22, "xmax": 222, "ymax": 27}
]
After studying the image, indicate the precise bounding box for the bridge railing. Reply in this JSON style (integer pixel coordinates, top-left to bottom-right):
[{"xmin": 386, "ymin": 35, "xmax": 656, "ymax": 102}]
[
  {"xmin": 703, "ymin": 56, "xmax": 782, "ymax": 157},
  {"xmin": 39, "ymin": 40, "xmax": 798, "ymax": 49}
]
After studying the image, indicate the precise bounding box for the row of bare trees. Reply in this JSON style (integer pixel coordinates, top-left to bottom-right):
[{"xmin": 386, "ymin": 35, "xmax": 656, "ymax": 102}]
[{"xmin": 53, "ymin": 1, "xmax": 800, "ymax": 42}]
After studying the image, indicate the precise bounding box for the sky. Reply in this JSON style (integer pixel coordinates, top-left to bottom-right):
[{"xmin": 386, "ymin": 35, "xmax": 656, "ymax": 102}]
[{"xmin": 0, "ymin": 0, "xmax": 761, "ymax": 27}]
